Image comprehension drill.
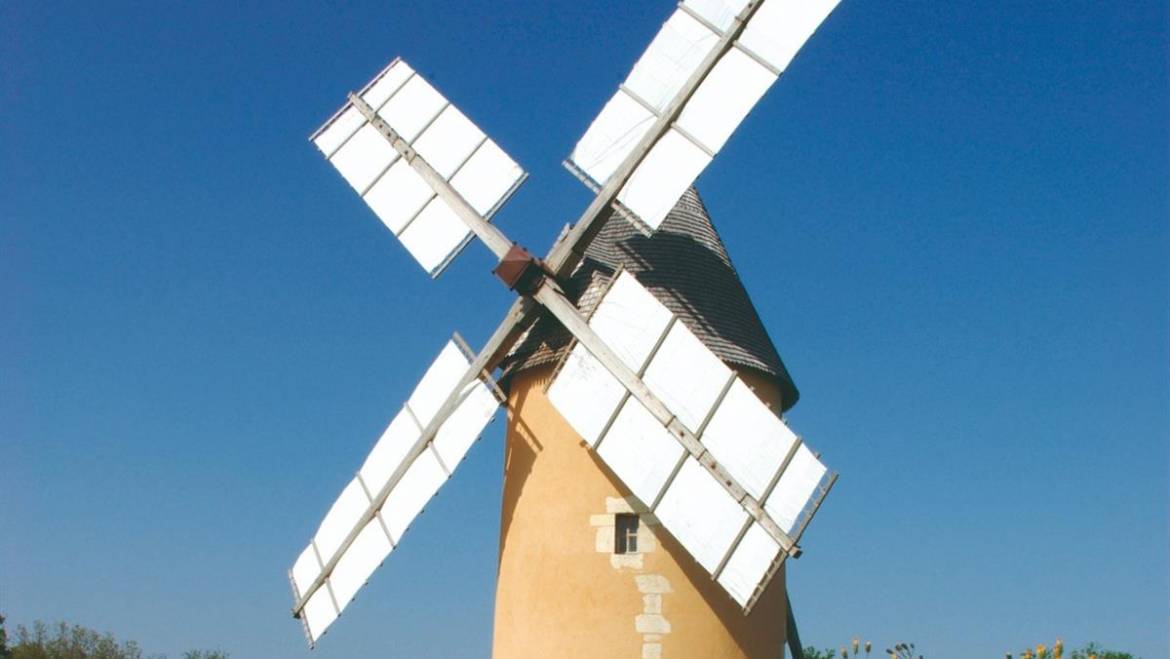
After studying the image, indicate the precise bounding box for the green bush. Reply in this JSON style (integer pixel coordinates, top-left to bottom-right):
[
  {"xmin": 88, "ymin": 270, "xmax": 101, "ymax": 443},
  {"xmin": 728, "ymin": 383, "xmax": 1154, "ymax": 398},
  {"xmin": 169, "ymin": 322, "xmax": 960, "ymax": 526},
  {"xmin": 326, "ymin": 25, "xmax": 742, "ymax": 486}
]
[{"xmin": 0, "ymin": 616, "xmax": 226, "ymax": 659}]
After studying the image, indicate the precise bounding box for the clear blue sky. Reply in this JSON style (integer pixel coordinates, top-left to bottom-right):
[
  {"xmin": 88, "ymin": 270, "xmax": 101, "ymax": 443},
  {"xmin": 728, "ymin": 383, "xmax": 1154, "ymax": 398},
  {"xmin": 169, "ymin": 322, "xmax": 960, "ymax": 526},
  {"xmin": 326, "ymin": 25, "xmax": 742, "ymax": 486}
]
[{"xmin": 3, "ymin": 1, "xmax": 1166, "ymax": 657}]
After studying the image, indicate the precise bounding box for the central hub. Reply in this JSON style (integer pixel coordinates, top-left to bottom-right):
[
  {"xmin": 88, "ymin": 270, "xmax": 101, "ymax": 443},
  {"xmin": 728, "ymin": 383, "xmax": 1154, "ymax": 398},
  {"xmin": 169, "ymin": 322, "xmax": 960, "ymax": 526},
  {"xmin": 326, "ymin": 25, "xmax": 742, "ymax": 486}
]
[{"xmin": 493, "ymin": 243, "xmax": 547, "ymax": 295}]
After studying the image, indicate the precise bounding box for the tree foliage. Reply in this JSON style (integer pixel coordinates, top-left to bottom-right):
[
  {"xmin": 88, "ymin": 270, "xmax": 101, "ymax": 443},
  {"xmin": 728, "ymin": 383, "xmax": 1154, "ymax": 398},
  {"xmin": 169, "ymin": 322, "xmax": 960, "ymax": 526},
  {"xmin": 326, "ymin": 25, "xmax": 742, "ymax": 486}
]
[
  {"xmin": 1068, "ymin": 642, "xmax": 1137, "ymax": 659},
  {"xmin": 1, "ymin": 614, "xmax": 12, "ymax": 659},
  {"xmin": 0, "ymin": 618, "xmax": 226, "ymax": 659},
  {"xmin": 10, "ymin": 620, "xmax": 145, "ymax": 659}
]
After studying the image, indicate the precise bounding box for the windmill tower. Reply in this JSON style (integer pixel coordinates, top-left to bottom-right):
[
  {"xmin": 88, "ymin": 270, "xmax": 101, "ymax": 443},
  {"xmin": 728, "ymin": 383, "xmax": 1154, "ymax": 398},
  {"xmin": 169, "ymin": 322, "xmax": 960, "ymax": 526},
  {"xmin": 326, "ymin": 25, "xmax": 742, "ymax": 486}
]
[
  {"xmin": 493, "ymin": 189, "xmax": 804, "ymax": 658},
  {"xmin": 285, "ymin": 2, "xmax": 843, "ymax": 657}
]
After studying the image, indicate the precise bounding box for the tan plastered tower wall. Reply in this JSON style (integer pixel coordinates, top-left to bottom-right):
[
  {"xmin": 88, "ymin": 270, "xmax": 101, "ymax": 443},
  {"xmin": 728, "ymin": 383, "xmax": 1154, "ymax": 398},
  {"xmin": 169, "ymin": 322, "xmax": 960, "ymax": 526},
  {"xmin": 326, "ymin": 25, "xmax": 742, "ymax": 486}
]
[{"xmin": 491, "ymin": 364, "xmax": 789, "ymax": 659}]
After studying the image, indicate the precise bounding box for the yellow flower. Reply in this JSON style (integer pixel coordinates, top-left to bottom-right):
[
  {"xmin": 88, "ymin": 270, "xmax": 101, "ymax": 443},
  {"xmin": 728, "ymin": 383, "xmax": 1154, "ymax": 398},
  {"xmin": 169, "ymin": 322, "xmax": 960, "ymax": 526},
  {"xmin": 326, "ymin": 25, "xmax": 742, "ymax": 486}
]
[
  {"xmin": 1036, "ymin": 644, "xmax": 1047, "ymax": 659},
  {"xmin": 1054, "ymin": 639, "xmax": 1064, "ymax": 659},
  {"xmin": 853, "ymin": 639, "xmax": 861, "ymax": 655}
]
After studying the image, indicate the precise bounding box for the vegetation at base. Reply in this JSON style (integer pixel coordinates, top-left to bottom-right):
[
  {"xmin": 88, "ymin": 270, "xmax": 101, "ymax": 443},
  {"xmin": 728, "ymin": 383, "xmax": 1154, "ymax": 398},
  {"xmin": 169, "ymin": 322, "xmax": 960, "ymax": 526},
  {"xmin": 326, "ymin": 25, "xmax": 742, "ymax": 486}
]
[
  {"xmin": 1, "ymin": 614, "xmax": 9, "ymax": 659},
  {"xmin": 1007, "ymin": 639, "xmax": 1139, "ymax": 659},
  {"xmin": 803, "ymin": 636, "xmax": 880, "ymax": 659},
  {"xmin": 803, "ymin": 635, "xmax": 1140, "ymax": 659},
  {"xmin": 0, "ymin": 615, "xmax": 227, "ymax": 659}
]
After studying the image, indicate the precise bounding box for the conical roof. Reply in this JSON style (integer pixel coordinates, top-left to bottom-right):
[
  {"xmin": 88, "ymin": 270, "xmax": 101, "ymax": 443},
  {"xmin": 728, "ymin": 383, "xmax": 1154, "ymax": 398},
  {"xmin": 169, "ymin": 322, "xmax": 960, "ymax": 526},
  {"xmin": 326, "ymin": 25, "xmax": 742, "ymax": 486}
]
[{"xmin": 502, "ymin": 187, "xmax": 799, "ymax": 410}]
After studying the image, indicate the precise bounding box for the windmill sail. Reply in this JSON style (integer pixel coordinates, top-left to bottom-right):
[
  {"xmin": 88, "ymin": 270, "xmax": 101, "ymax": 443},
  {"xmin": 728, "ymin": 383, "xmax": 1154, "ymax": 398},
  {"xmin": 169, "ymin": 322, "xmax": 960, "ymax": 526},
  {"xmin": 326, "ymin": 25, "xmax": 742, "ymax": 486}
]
[
  {"xmin": 311, "ymin": 58, "xmax": 526, "ymax": 277},
  {"xmin": 292, "ymin": 0, "xmax": 849, "ymax": 645},
  {"xmin": 289, "ymin": 338, "xmax": 501, "ymax": 644},
  {"xmin": 565, "ymin": 0, "xmax": 841, "ymax": 231},
  {"xmin": 547, "ymin": 271, "xmax": 834, "ymax": 610}
]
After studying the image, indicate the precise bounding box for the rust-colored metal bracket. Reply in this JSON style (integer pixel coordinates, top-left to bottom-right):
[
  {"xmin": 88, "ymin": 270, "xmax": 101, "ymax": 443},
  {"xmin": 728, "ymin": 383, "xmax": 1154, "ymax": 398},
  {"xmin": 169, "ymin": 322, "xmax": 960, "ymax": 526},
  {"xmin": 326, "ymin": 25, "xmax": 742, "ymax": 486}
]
[{"xmin": 493, "ymin": 243, "xmax": 547, "ymax": 295}]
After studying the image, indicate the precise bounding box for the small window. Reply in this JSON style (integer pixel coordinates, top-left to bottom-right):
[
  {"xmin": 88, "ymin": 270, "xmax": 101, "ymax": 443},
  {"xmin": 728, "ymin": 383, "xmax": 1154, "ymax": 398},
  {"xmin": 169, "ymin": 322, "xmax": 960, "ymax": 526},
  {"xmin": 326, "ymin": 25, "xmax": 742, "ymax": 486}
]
[{"xmin": 615, "ymin": 513, "xmax": 639, "ymax": 554}]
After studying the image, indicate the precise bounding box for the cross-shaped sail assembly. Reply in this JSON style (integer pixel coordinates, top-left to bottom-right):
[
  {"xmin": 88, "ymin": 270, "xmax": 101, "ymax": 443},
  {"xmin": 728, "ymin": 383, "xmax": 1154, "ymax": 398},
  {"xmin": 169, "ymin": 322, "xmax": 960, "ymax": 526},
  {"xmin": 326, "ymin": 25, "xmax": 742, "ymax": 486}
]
[{"xmin": 289, "ymin": 0, "xmax": 844, "ymax": 647}]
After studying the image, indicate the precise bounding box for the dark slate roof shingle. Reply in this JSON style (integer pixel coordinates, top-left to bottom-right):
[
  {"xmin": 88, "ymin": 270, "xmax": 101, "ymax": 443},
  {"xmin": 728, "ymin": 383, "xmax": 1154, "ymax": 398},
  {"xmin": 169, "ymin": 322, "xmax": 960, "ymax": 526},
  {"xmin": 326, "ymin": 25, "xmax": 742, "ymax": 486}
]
[{"xmin": 502, "ymin": 187, "xmax": 799, "ymax": 411}]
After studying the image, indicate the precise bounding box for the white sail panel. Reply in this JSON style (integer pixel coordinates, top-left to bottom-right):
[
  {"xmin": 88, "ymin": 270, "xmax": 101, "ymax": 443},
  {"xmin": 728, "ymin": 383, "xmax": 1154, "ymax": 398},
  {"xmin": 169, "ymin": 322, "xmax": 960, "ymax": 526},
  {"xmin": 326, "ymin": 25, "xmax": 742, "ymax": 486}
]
[
  {"xmin": 615, "ymin": 128, "xmax": 710, "ymax": 230},
  {"xmin": 625, "ymin": 9, "xmax": 719, "ymax": 112},
  {"xmin": 313, "ymin": 105, "xmax": 365, "ymax": 157},
  {"xmin": 641, "ymin": 319, "xmax": 732, "ymax": 432},
  {"xmin": 700, "ymin": 378, "xmax": 797, "ymax": 500},
  {"xmin": 358, "ymin": 410, "xmax": 419, "ymax": 497},
  {"xmin": 359, "ymin": 60, "xmax": 414, "ymax": 111},
  {"xmin": 739, "ymin": 0, "xmax": 842, "ymax": 73},
  {"xmin": 763, "ymin": 444, "xmax": 827, "ymax": 533},
  {"xmin": 433, "ymin": 382, "xmax": 499, "ymax": 469},
  {"xmin": 380, "ymin": 450, "xmax": 447, "ymax": 542},
  {"xmin": 301, "ymin": 588, "xmax": 338, "ymax": 643},
  {"xmin": 564, "ymin": 8, "xmax": 716, "ymax": 193},
  {"xmin": 546, "ymin": 342, "xmax": 627, "ymax": 446},
  {"xmin": 398, "ymin": 198, "xmax": 472, "ymax": 276},
  {"xmin": 313, "ymin": 479, "xmax": 370, "ymax": 563},
  {"xmin": 567, "ymin": 90, "xmax": 655, "ymax": 189},
  {"xmin": 311, "ymin": 58, "xmax": 526, "ymax": 278},
  {"xmin": 655, "ymin": 458, "xmax": 749, "ymax": 572},
  {"xmin": 406, "ymin": 341, "xmax": 474, "ymax": 426},
  {"xmin": 675, "ymin": 47, "xmax": 776, "ymax": 154},
  {"xmin": 375, "ymin": 74, "xmax": 447, "ymax": 143},
  {"xmin": 683, "ymin": 0, "xmax": 748, "ymax": 32},
  {"xmin": 329, "ymin": 517, "xmax": 393, "ymax": 607},
  {"xmin": 596, "ymin": 398, "xmax": 685, "ymax": 505},
  {"xmin": 587, "ymin": 271, "xmax": 674, "ymax": 372},
  {"xmin": 290, "ymin": 545, "xmax": 321, "ymax": 601},
  {"xmin": 450, "ymin": 140, "xmax": 525, "ymax": 218},
  {"xmin": 330, "ymin": 123, "xmax": 399, "ymax": 193},
  {"xmin": 716, "ymin": 522, "xmax": 780, "ymax": 606},
  {"xmin": 414, "ymin": 105, "xmax": 485, "ymax": 179},
  {"xmin": 362, "ymin": 160, "xmax": 433, "ymax": 234}
]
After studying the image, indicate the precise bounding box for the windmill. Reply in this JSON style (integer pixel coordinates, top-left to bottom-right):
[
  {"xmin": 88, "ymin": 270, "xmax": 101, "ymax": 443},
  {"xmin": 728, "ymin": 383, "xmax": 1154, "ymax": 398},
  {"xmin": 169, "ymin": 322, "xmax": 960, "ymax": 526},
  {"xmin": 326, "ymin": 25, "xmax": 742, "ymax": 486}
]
[{"xmin": 287, "ymin": 1, "xmax": 844, "ymax": 657}]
